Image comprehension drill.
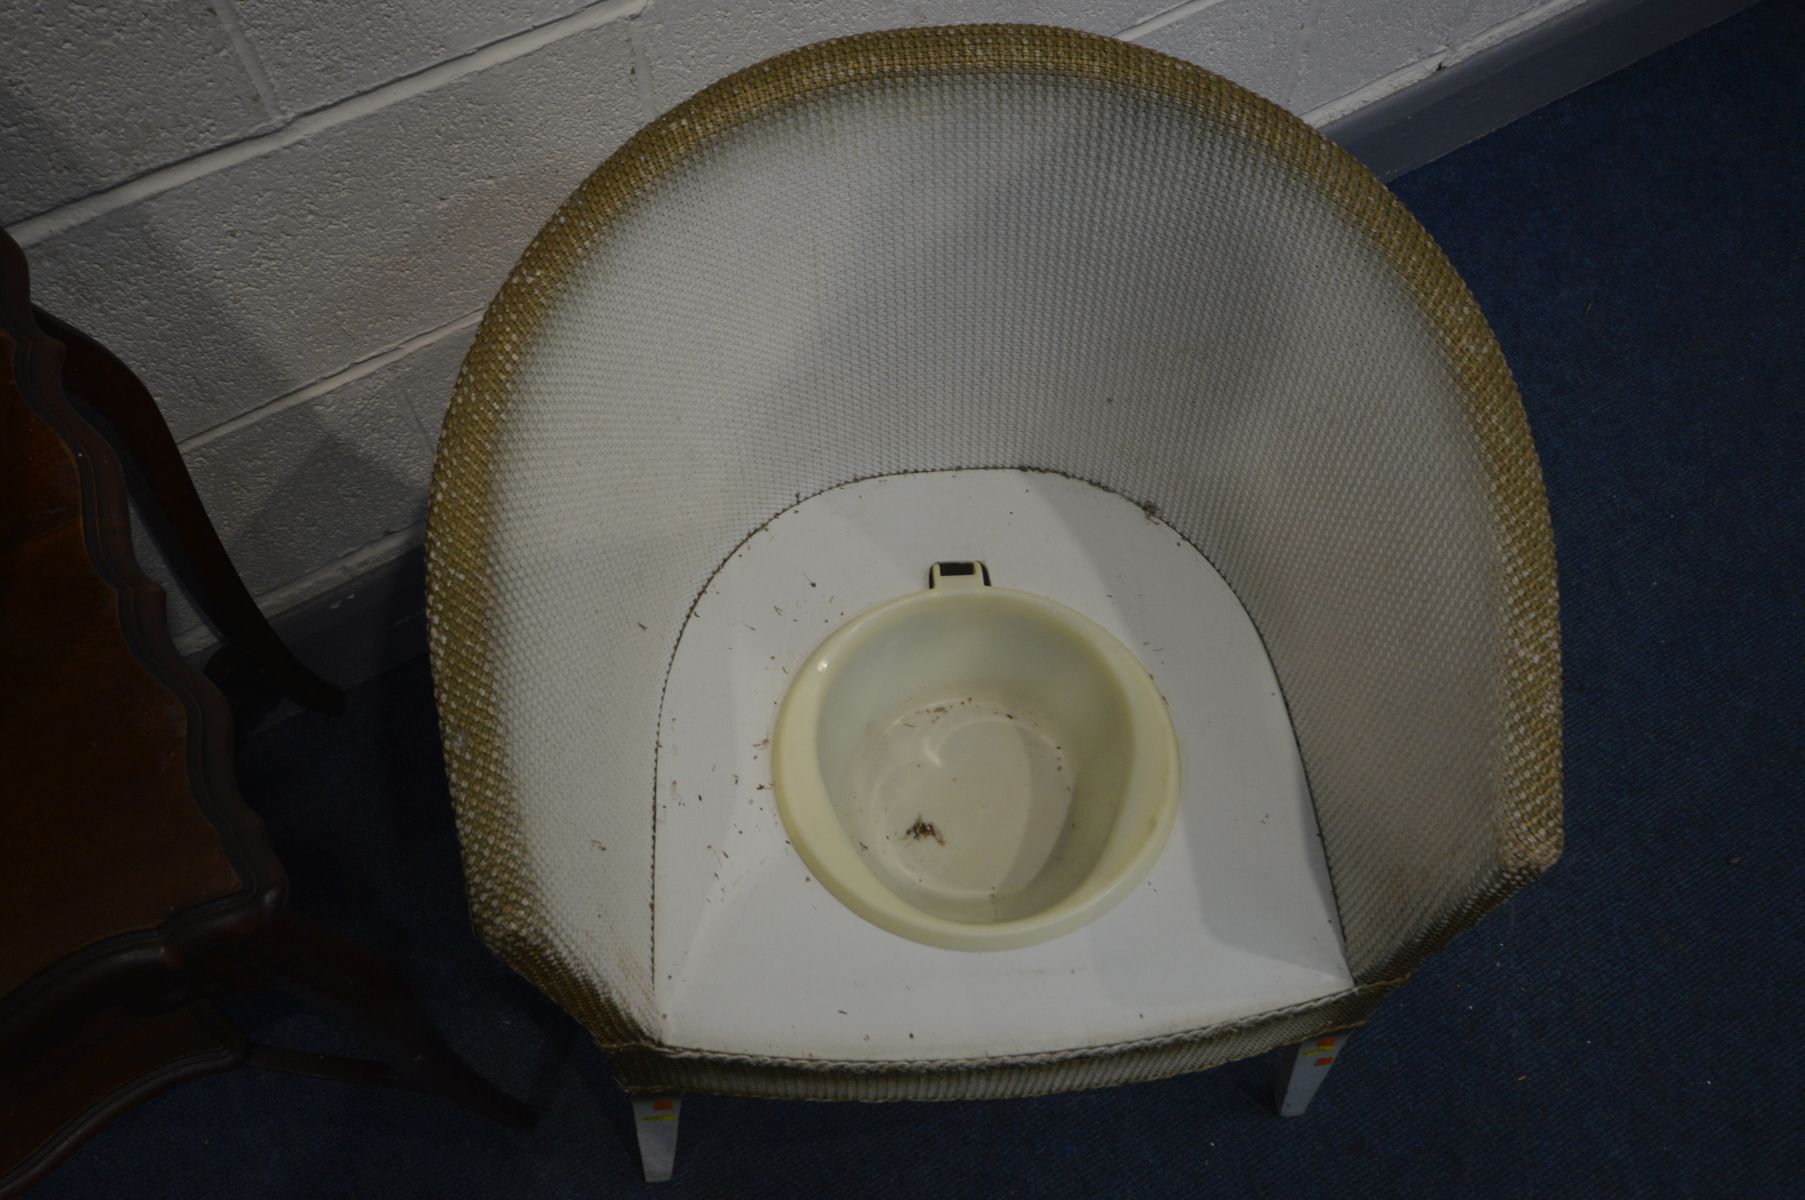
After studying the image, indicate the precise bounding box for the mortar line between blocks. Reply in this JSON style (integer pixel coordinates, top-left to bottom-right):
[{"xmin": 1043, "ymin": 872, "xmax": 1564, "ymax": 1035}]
[
  {"xmin": 179, "ymin": 309, "xmax": 484, "ymax": 452},
  {"xmin": 625, "ymin": 7, "xmax": 658, "ymax": 119},
  {"xmin": 1115, "ymin": 1, "xmax": 1233, "ymax": 43},
  {"xmin": 209, "ymin": 0, "xmax": 286, "ymax": 121},
  {"xmin": 1300, "ymin": 0, "xmax": 1595, "ymax": 125},
  {"xmin": 1293, "ymin": 0, "xmax": 1328, "ymax": 112}
]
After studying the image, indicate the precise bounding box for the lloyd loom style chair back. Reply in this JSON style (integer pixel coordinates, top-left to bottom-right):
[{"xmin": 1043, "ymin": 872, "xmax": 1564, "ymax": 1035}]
[{"xmin": 425, "ymin": 25, "xmax": 1561, "ymax": 1176}]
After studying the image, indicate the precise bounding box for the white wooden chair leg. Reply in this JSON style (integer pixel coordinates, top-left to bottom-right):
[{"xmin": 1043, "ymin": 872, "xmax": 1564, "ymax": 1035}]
[
  {"xmin": 1273, "ymin": 1033, "xmax": 1347, "ymax": 1116},
  {"xmin": 632, "ymin": 1094, "xmax": 682, "ymax": 1181}
]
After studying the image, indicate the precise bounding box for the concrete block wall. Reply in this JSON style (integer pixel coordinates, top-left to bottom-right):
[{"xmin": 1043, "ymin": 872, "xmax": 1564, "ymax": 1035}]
[{"xmin": 4, "ymin": 0, "xmax": 1579, "ymax": 650}]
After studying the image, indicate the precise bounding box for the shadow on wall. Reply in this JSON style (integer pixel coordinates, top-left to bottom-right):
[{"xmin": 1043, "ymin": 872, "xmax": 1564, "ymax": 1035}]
[
  {"xmin": 17, "ymin": 193, "xmax": 440, "ymax": 650},
  {"xmin": 5, "ymin": 46, "xmax": 589, "ymax": 655},
  {"xmin": 1, "ymin": 64, "xmax": 63, "ymax": 227}
]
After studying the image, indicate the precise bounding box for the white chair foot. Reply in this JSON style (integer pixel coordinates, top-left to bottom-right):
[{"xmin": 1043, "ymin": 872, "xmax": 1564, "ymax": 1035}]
[
  {"xmin": 632, "ymin": 1094, "xmax": 682, "ymax": 1181},
  {"xmin": 1273, "ymin": 1032, "xmax": 1347, "ymax": 1116}
]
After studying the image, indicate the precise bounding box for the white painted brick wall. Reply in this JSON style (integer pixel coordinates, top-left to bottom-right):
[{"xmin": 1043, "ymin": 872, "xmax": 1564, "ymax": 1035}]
[
  {"xmin": 637, "ymin": 1, "xmax": 1170, "ymax": 107},
  {"xmin": 1132, "ymin": 0, "xmax": 1315, "ymax": 103},
  {"xmin": 0, "ymin": 0, "xmax": 278, "ymax": 224},
  {"xmin": 232, "ymin": 0, "xmax": 594, "ymax": 112},
  {"xmin": 3, "ymin": 0, "xmax": 1557, "ymax": 648},
  {"xmin": 1295, "ymin": 1, "xmax": 1450, "ymax": 111},
  {"xmin": 172, "ymin": 324, "xmax": 458, "ymax": 595},
  {"xmin": 22, "ymin": 14, "xmax": 640, "ymax": 441}
]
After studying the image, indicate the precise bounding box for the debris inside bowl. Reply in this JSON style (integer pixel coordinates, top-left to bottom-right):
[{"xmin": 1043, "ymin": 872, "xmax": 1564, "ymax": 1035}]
[{"xmin": 906, "ymin": 816, "xmax": 945, "ymax": 845}]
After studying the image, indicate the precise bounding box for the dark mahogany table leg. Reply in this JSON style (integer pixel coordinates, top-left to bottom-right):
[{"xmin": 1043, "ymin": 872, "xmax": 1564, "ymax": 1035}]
[
  {"xmin": 32, "ymin": 308, "xmax": 344, "ymax": 717},
  {"xmin": 0, "ymin": 1005, "xmax": 242, "ymax": 1200},
  {"xmin": 233, "ymin": 912, "xmax": 533, "ymax": 1128},
  {"xmin": 242, "ymin": 1043, "xmax": 401, "ymax": 1087}
]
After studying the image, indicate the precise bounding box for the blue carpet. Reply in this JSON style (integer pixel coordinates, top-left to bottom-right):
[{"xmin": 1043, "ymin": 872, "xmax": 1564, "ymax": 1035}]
[{"xmin": 37, "ymin": 2, "xmax": 1804, "ymax": 1195}]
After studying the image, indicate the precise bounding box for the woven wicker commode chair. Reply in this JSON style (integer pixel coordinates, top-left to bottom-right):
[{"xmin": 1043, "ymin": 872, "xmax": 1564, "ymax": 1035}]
[{"xmin": 426, "ymin": 25, "xmax": 1563, "ymax": 1181}]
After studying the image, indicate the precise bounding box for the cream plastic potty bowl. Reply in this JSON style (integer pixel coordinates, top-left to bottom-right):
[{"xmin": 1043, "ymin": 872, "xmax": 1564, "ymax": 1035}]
[{"xmin": 773, "ymin": 562, "xmax": 1180, "ymax": 951}]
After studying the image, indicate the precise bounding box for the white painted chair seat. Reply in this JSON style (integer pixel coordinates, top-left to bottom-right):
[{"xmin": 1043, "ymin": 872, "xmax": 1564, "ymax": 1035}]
[{"xmin": 656, "ymin": 470, "xmax": 1349, "ymax": 1061}]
